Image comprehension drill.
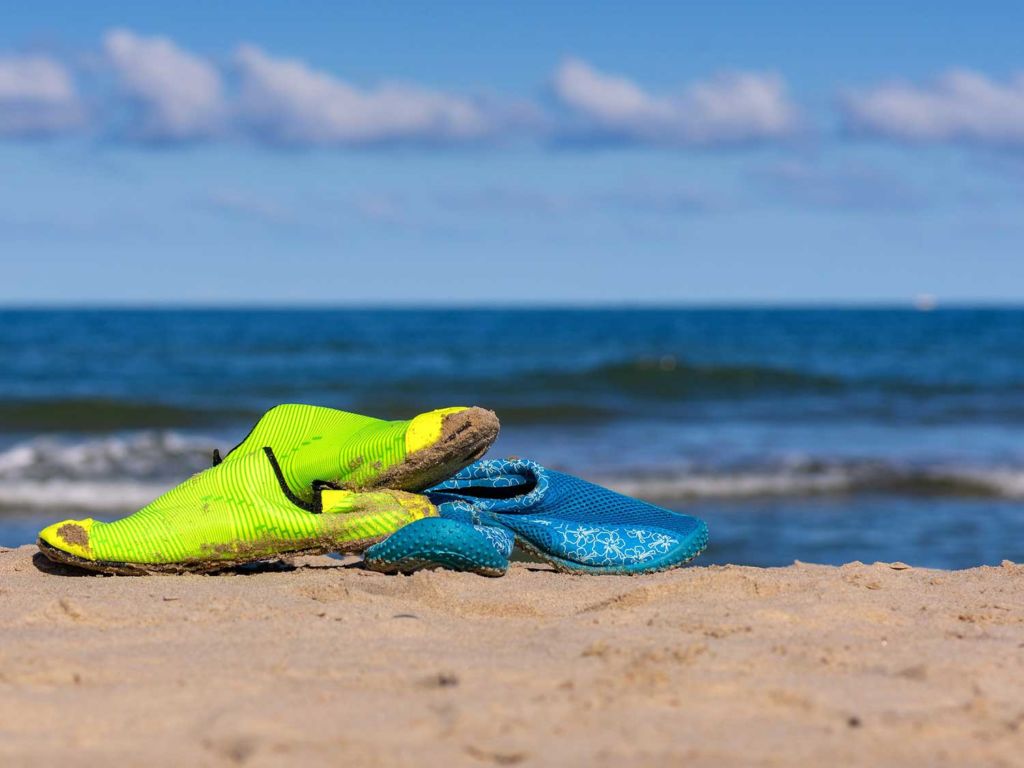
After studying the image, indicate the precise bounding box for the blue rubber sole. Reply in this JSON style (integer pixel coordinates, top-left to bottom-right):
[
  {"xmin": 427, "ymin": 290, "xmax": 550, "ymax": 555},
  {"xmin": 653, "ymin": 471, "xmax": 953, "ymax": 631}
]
[
  {"xmin": 514, "ymin": 520, "xmax": 710, "ymax": 575},
  {"xmin": 363, "ymin": 517, "xmax": 508, "ymax": 577},
  {"xmin": 365, "ymin": 518, "xmax": 709, "ymax": 577}
]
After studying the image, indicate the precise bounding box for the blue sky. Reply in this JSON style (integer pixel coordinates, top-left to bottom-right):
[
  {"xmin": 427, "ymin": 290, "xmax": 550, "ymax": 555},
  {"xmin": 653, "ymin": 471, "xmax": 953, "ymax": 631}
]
[{"xmin": 2, "ymin": 0, "xmax": 1024, "ymax": 304}]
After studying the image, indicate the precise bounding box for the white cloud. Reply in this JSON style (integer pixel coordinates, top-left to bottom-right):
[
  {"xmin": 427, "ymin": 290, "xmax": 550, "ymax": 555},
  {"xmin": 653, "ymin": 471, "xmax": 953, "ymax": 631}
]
[
  {"xmin": 0, "ymin": 54, "xmax": 83, "ymax": 137},
  {"xmin": 552, "ymin": 58, "xmax": 799, "ymax": 145},
  {"xmin": 842, "ymin": 70, "xmax": 1024, "ymax": 145},
  {"xmin": 104, "ymin": 29, "xmax": 224, "ymax": 141},
  {"xmin": 233, "ymin": 44, "xmax": 498, "ymax": 145},
  {"xmin": 3, "ymin": 33, "xmax": 813, "ymax": 151}
]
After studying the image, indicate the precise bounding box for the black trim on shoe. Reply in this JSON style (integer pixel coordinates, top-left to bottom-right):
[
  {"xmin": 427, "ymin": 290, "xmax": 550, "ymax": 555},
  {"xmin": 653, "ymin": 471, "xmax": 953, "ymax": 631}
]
[
  {"xmin": 212, "ymin": 448, "xmax": 222, "ymax": 466},
  {"xmin": 262, "ymin": 446, "xmax": 319, "ymax": 514}
]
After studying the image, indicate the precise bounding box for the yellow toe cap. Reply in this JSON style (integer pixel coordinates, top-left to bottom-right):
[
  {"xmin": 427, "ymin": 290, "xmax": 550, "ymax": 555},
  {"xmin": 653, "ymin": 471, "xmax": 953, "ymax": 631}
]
[
  {"xmin": 404, "ymin": 407, "xmax": 468, "ymax": 454},
  {"xmin": 38, "ymin": 518, "xmax": 96, "ymax": 560}
]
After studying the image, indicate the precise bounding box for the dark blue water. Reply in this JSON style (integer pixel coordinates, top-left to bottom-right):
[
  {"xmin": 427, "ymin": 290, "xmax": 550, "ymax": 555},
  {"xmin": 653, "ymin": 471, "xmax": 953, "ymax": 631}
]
[{"xmin": 1, "ymin": 308, "xmax": 1022, "ymax": 567}]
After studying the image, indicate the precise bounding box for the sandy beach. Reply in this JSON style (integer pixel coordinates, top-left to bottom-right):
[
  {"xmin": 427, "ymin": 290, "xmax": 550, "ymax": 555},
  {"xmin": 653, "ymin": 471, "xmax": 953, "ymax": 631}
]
[{"xmin": 0, "ymin": 546, "xmax": 1020, "ymax": 767}]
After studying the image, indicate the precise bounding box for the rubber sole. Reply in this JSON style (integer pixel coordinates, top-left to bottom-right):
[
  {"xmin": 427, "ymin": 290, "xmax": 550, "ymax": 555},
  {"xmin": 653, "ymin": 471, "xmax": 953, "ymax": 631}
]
[
  {"xmin": 363, "ymin": 517, "xmax": 508, "ymax": 577},
  {"xmin": 363, "ymin": 556, "xmax": 506, "ymax": 578},
  {"xmin": 369, "ymin": 407, "xmax": 500, "ymax": 492},
  {"xmin": 364, "ymin": 518, "xmax": 709, "ymax": 578},
  {"xmin": 514, "ymin": 521, "xmax": 710, "ymax": 575},
  {"xmin": 36, "ymin": 535, "xmax": 386, "ymax": 576}
]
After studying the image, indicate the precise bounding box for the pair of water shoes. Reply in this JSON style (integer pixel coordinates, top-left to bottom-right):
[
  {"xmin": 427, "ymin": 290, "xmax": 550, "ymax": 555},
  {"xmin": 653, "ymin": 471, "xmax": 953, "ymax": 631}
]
[{"xmin": 37, "ymin": 404, "xmax": 708, "ymax": 576}]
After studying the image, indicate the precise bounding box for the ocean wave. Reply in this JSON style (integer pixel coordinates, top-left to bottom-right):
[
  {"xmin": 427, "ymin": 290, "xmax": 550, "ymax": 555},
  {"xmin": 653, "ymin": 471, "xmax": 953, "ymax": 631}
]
[
  {"xmin": 533, "ymin": 358, "xmax": 1024, "ymax": 402},
  {"xmin": 602, "ymin": 463, "xmax": 1024, "ymax": 501},
  {"xmin": 0, "ymin": 431, "xmax": 1023, "ymax": 514},
  {"xmin": 331, "ymin": 358, "xmax": 847, "ymax": 422},
  {"xmin": 0, "ymin": 479, "xmax": 174, "ymax": 512},
  {"xmin": 554, "ymin": 358, "xmax": 844, "ymax": 399},
  {"xmin": 0, "ymin": 431, "xmax": 215, "ymax": 481},
  {"xmin": 347, "ymin": 357, "xmax": 1019, "ymax": 413},
  {"xmin": 2, "ymin": 355, "xmax": 1023, "ymax": 435},
  {"xmin": 0, "ymin": 398, "xmax": 251, "ymax": 432},
  {"xmin": 3, "ymin": 463, "xmax": 1021, "ymax": 514},
  {"xmin": 0, "ymin": 432, "xmax": 217, "ymax": 512}
]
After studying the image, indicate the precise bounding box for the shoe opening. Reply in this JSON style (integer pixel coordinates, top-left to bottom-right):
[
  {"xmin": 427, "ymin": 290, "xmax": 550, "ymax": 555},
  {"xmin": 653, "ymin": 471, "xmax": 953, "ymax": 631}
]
[{"xmin": 446, "ymin": 476, "xmax": 538, "ymax": 500}]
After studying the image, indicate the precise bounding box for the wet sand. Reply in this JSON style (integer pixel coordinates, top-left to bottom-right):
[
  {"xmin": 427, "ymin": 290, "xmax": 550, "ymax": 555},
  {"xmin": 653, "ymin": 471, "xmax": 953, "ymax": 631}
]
[{"xmin": 0, "ymin": 545, "xmax": 1022, "ymax": 767}]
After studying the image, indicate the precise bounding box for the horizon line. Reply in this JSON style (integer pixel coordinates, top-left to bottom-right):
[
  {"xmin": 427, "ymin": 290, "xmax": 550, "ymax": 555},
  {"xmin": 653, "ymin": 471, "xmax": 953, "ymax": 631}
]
[{"xmin": 1, "ymin": 299, "xmax": 1022, "ymax": 311}]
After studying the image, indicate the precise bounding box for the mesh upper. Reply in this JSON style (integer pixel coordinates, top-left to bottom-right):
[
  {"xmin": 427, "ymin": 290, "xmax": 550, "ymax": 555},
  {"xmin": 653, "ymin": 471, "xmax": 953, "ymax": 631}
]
[{"xmin": 429, "ymin": 459, "xmax": 701, "ymax": 536}]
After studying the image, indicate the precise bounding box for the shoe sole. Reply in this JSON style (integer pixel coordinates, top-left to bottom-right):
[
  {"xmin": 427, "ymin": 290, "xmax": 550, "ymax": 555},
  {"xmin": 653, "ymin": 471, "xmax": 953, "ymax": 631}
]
[
  {"xmin": 362, "ymin": 518, "xmax": 509, "ymax": 577},
  {"xmin": 514, "ymin": 521, "xmax": 709, "ymax": 575},
  {"xmin": 36, "ymin": 535, "xmax": 386, "ymax": 576},
  {"xmin": 368, "ymin": 407, "xmax": 500, "ymax": 492},
  {"xmin": 363, "ymin": 556, "xmax": 506, "ymax": 578}
]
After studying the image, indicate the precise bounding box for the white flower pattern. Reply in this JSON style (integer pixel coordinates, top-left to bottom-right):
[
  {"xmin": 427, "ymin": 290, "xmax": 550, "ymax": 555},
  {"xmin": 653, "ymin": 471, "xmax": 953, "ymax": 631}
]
[{"xmin": 545, "ymin": 521, "xmax": 679, "ymax": 565}]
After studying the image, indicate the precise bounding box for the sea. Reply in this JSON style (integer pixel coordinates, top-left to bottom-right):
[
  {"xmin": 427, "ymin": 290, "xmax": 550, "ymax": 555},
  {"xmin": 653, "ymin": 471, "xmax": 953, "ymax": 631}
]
[{"xmin": 2, "ymin": 307, "xmax": 1022, "ymax": 569}]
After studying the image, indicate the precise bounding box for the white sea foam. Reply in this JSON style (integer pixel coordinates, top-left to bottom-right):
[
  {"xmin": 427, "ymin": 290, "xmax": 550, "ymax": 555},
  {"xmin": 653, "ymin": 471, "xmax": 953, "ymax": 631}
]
[
  {"xmin": 0, "ymin": 432, "xmax": 215, "ymax": 511},
  {"xmin": 0, "ymin": 479, "xmax": 173, "ymax": 511},
  {"xmin": 944, "ymin": 468, "xmax": 1024, "ymax": 498},
  {"xmin": 0, "ymin": 431, "xmax": 214, "ymax": 481},
  {"xmin": 605, "ymin": 468, "xmax": 856, "ymax": 500},
  {"xmin": 602, "ymin": 464, "xmax": 1024, "ymax": 501}
]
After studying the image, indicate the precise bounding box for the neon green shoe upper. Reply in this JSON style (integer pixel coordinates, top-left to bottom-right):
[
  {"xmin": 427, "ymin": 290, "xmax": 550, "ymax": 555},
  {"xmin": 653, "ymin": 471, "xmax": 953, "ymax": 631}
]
[
  {"xmin": 218, "ymin": 404, "xmax": 499, "ymax": 499},
  {"xmin": 38, "ymin": 448, "xmax": 436, "ymax": 570}
]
